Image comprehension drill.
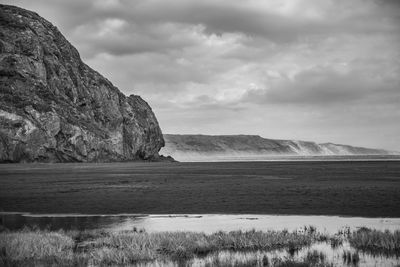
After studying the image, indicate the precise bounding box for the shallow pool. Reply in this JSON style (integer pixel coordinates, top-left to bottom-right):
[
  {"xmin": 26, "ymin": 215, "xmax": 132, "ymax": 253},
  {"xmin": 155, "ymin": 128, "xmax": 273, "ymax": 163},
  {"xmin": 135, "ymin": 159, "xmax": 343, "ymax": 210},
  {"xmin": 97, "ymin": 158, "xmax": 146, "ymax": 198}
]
[{"xmin": 1, "ymin": 213, "xmax": 400, "ymax": 234}]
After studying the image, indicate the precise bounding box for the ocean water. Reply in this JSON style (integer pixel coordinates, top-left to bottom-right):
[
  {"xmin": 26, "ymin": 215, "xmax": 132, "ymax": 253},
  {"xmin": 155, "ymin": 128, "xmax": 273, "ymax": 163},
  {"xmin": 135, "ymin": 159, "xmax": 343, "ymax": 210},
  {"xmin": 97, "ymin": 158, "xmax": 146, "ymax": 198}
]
[
  {"xmin": 1, "ymin": 160, "xmax": 400, "ymax": 216},
  {"xmin": 1, "ymin": 158, "xmax": 400, "ymax": 266}
]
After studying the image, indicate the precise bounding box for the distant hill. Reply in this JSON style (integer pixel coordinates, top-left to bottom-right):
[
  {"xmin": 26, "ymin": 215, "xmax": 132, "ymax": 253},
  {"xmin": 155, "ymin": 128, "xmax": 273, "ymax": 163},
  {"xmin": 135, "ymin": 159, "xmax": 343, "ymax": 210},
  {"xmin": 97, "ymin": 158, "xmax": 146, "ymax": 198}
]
[{"xmin": 160, "ymin": 134, "xmax": 396, "ymax": 161}]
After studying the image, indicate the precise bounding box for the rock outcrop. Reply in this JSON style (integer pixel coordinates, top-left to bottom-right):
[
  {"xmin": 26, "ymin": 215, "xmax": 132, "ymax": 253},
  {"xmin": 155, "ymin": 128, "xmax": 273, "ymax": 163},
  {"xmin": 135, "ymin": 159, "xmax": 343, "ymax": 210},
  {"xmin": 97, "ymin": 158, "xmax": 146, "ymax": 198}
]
[
  {"xmin": 0, "ymin": 5, "xmax": 164, "ymax": 162},
  {"xmin": 161, "ymin": 134, "xmax": 395, "ymax": 161}
]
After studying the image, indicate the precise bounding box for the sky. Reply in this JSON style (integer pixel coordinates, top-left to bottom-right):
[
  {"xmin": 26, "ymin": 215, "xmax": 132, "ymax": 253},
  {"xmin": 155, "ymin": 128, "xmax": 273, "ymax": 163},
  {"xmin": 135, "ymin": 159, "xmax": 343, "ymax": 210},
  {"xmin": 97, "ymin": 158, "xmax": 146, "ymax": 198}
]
[{"xmin": 2, "ymin": 0, "xmax": 400, "ymax": 150}]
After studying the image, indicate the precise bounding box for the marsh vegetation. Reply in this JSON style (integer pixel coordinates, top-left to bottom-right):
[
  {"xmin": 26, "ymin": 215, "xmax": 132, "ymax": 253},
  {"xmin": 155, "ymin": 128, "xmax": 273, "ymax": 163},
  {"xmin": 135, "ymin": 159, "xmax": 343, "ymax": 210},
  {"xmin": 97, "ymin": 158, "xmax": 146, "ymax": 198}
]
[
  {"xmin": 1, "ymin": 227, "xmax": 399, "ymax": 266},
  {"xmin": 349, "ymin": 228, "xmax": 400, "ymax": 256}
]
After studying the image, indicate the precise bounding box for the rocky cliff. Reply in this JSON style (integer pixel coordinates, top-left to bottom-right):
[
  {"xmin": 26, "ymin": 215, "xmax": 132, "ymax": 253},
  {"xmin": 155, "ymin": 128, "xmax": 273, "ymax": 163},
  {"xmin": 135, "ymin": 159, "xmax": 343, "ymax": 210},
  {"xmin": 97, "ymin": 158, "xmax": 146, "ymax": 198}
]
[
  {"xmin": 161, "ymin": 134, "xmax": 395, "ymax": 161},
  {"xmin": 0, "ymin": 5, "xmax": 164, "ymax": 162}
]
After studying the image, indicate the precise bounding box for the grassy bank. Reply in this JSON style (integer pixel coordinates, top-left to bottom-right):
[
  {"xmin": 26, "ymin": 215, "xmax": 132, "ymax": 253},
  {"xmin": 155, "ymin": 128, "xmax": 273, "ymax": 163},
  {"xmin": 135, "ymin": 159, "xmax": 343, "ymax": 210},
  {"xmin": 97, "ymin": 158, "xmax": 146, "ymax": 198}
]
[
  {"xmin": 0, "ymin": 227, "xmax": 399, "ymax": 266},
  {"xmin": 0, "ymin": 227, "xmax": 322, "ymax": 266},
  {"xmin": 349, "ymin": 228, "xmax": 400, "ymax": 256}
]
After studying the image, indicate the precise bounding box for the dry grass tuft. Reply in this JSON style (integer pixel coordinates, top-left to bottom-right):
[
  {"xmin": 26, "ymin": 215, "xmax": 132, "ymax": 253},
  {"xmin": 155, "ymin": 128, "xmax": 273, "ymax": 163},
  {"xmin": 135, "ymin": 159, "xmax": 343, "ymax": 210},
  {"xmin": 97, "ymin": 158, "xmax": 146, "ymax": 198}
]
[
  {"xmin": 0, "ymin": 229, "xmax": 75, "ymax": 265},
  {"xmin": 349, "ymin": 228, "xmax": 400, "ymax": 256}
]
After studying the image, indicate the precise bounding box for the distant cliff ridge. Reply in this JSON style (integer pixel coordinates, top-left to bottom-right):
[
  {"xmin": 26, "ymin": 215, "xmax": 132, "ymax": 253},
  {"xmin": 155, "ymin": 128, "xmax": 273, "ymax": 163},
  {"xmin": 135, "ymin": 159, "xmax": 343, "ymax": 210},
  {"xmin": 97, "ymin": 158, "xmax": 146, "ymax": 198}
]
[
  {"xmin": 161, "ymin": 134, "xmax": 396, "ymax": 161},
  {"xmin": 0, "ymin": 5, "xmax": 164, "ymax": 162}
]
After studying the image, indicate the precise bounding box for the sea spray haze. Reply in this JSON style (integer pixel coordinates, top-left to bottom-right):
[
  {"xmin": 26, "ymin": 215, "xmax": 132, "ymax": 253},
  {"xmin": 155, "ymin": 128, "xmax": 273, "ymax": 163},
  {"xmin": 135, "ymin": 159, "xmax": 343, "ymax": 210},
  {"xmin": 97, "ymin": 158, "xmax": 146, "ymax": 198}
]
[
  {"xmin": 0, "ymin": 5, "xmax": 164, "ymax": 163},
  {"xmin": 161, "ymin": 134, "xmax": 397, "ymax": 161}
]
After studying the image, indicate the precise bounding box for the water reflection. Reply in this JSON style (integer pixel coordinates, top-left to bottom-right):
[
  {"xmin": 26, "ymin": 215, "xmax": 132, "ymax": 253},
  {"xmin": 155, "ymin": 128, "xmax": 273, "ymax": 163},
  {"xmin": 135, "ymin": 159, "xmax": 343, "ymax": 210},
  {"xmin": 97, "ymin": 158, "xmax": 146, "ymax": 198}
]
[
  {"xmin": 188, "ymin": 241, "xmax": 400, "ymax": 267},
  {"xmin": 1, "ymin": 213, "xmax": 400, "ymax": 234},
  {"xmin": 127, "ymin": 215, "xmax": 400, "ymax": 234},
  {"xmin": 0, "ymin": 213, "xmax": 146, "ymax": 231},
  {"xmin": 130, "ymin": 241, "xmax": 400, "ymax": 267}
]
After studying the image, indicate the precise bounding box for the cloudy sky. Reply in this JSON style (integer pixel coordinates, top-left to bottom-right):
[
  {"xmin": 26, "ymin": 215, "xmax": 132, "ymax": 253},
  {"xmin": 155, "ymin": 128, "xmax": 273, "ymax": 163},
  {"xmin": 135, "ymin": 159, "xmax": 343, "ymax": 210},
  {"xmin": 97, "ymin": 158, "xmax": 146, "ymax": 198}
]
[{"xmin": 3, "ymin": 0, "xmax": 400, "ymax": 150}]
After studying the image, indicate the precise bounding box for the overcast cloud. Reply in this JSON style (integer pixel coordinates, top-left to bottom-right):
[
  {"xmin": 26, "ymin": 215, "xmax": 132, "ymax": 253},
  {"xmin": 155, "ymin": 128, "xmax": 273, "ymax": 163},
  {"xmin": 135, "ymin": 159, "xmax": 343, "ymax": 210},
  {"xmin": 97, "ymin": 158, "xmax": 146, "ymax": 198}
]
[{"xmin": 2, "ymin": 0, "xmax": 400, "ymax": 150}]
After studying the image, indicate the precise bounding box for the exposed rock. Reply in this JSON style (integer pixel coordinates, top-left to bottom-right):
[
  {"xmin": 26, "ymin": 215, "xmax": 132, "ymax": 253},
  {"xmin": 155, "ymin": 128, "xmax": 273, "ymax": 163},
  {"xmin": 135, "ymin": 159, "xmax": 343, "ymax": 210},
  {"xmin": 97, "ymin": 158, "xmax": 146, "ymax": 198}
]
[
  {"xmin": 0, "ymin": 4, "xmax": 164, "ymax": 162},
  {"xmin": 160, "ymin": 134, "xmax": 396, "ymax": 161}
]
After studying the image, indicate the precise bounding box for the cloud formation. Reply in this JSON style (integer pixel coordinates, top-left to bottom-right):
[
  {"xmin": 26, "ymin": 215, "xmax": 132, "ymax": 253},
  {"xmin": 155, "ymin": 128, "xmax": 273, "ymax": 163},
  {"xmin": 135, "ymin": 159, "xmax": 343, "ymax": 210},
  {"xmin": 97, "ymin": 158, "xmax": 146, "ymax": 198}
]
[{"xmin": 3, "ymin": 0, "xmax": 400, "ymax": 150}]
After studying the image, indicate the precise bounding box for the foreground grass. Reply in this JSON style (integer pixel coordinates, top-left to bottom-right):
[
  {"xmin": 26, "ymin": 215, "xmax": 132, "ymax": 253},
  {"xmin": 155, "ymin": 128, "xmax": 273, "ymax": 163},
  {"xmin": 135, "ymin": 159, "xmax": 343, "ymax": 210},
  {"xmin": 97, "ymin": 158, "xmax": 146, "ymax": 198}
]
[
  {"xmin": 1, "ymin": 227, "xmax": 399, "ymax": 266},
  {"xmin": 0, "ymin": 229, "xmax": 75, "ymax": 266},
  {"xmin": 0, "ymin": 228, "xmax": 320, "ymax": 266},
  {"xmin": 349, "ymin": 228, "xmax": 400, "ymax": 256}
]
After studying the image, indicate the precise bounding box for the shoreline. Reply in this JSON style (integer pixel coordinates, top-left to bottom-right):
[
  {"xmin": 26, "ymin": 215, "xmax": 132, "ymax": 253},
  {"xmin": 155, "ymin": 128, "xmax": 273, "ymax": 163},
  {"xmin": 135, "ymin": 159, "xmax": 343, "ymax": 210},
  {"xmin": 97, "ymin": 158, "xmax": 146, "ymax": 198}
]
[
  {"xmin": 2, "ymin": 213, "xmax": 400, "ymax": 235},
  {"xmin": 2, "ymin": 212, "xmax": 400, "ymax": 219}
]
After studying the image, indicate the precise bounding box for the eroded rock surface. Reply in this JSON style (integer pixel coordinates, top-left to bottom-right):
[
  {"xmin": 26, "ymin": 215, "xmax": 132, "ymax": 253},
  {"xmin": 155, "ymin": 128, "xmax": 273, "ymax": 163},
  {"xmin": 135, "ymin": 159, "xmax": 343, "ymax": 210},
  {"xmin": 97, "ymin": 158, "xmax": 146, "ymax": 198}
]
[{"xmin": 0, "ymin": 5, "xmax": 164, "ymax": 162}]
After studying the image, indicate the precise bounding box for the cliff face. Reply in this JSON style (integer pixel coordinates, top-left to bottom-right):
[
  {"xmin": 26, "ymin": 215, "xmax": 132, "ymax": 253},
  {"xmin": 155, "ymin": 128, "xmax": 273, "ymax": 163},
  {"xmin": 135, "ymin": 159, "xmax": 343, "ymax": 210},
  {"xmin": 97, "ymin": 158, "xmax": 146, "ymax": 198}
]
[
  {"xmin": 161, "ymin": 134, "xmax": 394, "ymax": 161},
  {"xmin": 0, "ymin": 5, "xmax": 164, "ymax": 162}
]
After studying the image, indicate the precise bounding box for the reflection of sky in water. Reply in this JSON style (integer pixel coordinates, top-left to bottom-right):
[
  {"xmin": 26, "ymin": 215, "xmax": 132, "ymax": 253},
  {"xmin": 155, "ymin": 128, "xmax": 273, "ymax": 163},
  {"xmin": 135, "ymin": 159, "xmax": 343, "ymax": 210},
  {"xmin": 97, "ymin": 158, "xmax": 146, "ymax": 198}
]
[
  {"xmin": 189, "ymin": 242, "xmax": 400, "ymax": 267},
  {"xmin": 2, "ymin": 213, "xmax": 400, "ymax": 234},
  {"xmin": 110, "ymin": 214, "xmax": 400, "ymax": 234},
  {"xmin": 122, "ymin": 240, "xmax": 400, "ymax": 266}
]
